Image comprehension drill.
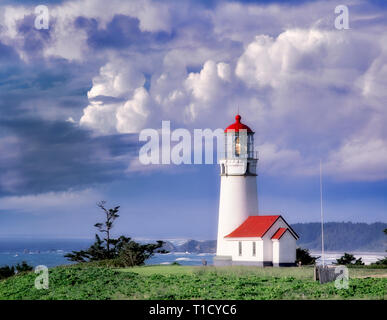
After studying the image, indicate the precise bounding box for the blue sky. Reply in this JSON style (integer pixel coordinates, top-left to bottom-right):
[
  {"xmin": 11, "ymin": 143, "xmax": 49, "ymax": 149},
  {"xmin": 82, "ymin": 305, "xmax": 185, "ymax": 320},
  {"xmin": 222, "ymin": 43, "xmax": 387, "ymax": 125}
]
[{"xmin": 0, "ymin": 0, "xmax": 386, "ymax": 239}]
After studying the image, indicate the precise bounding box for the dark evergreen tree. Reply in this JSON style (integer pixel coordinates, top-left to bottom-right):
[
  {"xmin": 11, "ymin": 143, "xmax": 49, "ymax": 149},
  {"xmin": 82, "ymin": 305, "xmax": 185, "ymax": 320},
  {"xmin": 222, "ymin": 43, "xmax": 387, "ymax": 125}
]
[
  {"xmin": 335, "ymin": 253, "xmax": 356, "ymax": 265},
  {"xmin": 353, "ymin": 257, "xmax": 365, "ymax": 265},
  {"xmin": 118, "ymin": 239, "xmax": 168, "ymax": 267},
  {"xmin": 335, "ymin": 253, "xmax": 364, "ymax": 265},
  {"xmin": 296, "ymin": 247, "xmax": 318, "ymax": 265},
  {"xmin": 373, "ymin": 228, "xmax": 387, "ymax": 265},
  {"xmin": 0, "ymin": 261, "xmax": 33, "ymax": 279},
  {"xmin": 65, "ymin": 201, "xmax": 168, "ymax": 266},
  {"xmin": 15, "ymin": 261, "xmax": 33, "ymax": 272},
  {"xmin": 373, "ymin": 257, "xmax": 387, "ymax": 265},
  {"xmin": 0, "ymin": 266, "xmax": 15, "ymax": 280}
]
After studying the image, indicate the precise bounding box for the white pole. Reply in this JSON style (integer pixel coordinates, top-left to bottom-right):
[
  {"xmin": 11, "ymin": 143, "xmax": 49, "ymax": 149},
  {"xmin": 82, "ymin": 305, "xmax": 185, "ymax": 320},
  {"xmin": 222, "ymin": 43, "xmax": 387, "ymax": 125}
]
[{"xmin": 320, "ymin": 160, "xmax": 325, "ymax": 266}]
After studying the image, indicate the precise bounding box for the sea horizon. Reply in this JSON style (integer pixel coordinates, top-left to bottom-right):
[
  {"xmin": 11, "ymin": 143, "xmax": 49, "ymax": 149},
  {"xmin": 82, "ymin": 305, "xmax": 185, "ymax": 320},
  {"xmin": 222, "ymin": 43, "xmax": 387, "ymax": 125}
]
[{"xmin": 0, "ymin": 237, "xmax": 385, "ymax": 268}]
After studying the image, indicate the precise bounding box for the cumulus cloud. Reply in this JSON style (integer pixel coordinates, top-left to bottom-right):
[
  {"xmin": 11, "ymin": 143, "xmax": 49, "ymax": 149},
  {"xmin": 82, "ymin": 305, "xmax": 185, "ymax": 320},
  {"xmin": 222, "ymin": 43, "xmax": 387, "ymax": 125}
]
[
  {"xmin": 43, "ymin": 18, "xmax": 88, "ymax": 61},
  {"xmin": 116, "ymin": 87, "xmax": 152, "ymax": 133},
  {"xmin": 77, "ymin": 21, "xmax": 387, "ymax": 182},
  {"xmin": 80, "ymin": 57, "xmax": 152, "ymax": 134},
  {"xmin": 258, "ymin": 143, "xmax": 303, "ymax": 173},
  {"xmin": 235, "ymin": 29, "xmax": 377, "ymax": 90},
  {"xmin": 0, "ymin": 0, "xmax": 174, "ymax": 62},
  {"xmin": 1, "ymin": 0, "xmax": 387, "ymax": 184},
  {"xmin": 359, "ymin": 34, "xmax": 387, "ymax": 107},
  {"xmin": 88, "ymin": 61, "xmax": 145, "ymax": 99},
  {"xmin": 186, "ymin": 60, "xmax": 231, "ymax": 101},
  {"xmin": 79, "ymin": 102, "xmax": 119, "ymax": 135},
  {"xmin": 184, "ymin": 60, "xmax": 233, "ymax": 120},
  {"xmin": 323, "ymin": 108, "xmax": 387, "ymax": 181},
  {"xmin": 326, "ymin": 138, "xmax": 387, "ymax": 181}
]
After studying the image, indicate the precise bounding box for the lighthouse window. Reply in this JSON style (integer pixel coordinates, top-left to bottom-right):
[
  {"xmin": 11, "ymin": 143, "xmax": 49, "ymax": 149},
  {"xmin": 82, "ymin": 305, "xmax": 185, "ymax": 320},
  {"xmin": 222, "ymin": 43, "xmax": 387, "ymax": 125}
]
[
  {"xmin": 235, "ymin": 136, "xmax": 240, "ymax": 157},
  {"xmin": 221, "ymin": 164, "xmax": 225, "ymax": 175},
  {"xmin": 252, "ymin": 242, "xmax": 256, "ymax": 256},
  {"xmin": 238, "ymin": 241, "xmax": 242, "ymax": 256}
]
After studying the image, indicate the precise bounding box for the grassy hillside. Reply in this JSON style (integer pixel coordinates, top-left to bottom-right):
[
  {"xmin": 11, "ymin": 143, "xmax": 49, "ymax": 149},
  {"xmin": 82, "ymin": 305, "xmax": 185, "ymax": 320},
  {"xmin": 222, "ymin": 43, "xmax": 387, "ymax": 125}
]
[{"xmin": 0, "ymin": 264, "xmax": 386, "ymax": 300}]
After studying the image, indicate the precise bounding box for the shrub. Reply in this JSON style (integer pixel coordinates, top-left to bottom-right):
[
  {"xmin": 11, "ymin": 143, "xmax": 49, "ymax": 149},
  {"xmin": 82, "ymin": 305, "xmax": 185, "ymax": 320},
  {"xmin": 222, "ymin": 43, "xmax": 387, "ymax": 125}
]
[
  {"xmin": 0, "ymin": 261, "xmax": 33, "ymax": 280},
  {"xmin": 296, "ymin": 247, "xmax": 317, "ymax": 265},
  {"xmin": 0, "ymin": 266, "xmax": 15, "ymax": 280},
  {"xmin": 371, "ymin": 257, "xmax": 387, "ymax": 266},
  {"xmin": 335, "ymin": 253, "xmax": 364, "ymax": 265}
]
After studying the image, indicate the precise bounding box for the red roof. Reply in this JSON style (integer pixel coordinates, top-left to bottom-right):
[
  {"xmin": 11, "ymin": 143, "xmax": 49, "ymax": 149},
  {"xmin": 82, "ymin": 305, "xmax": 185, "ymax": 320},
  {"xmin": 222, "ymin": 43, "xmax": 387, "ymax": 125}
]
[
  {"xmin": 225, "ymin": 114, "xmax": 253, "ymax": 133},
  {"xmin": 225, "ymin": 215, "xmax": 280, "ymax": 238},
  {"xmin": 271, "ymin": 227, "xmax": 288, "ymax": 240}
]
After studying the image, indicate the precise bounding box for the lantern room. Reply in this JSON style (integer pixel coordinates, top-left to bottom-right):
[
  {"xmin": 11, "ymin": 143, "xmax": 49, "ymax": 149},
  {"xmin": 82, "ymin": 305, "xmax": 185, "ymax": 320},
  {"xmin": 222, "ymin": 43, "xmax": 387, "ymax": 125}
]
[{"xmin": 224, "ymin": 115, "xmax": 255, "ymax": 159}]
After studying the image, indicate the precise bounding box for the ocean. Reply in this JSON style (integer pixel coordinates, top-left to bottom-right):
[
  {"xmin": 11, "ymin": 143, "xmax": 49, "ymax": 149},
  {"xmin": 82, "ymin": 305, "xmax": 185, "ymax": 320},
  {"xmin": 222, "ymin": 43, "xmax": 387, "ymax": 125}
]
[
  {"xmin": 0, "ymin": 238, "xmax": 385, "ymax": 268},
  {"xmin": 0, "ymin": 238, "xmax": 216, "ymax": 268}
]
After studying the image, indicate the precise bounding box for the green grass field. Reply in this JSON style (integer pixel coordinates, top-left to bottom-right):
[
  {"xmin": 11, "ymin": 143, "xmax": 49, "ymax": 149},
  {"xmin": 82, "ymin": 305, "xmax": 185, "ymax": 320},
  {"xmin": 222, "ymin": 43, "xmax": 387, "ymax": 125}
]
[
  {"xmin": 0, "ymin": 264, "xmax": 386, "ymax": 300},
  {"xmin": 124, "ymin": 264, "xmax": 387, "ymax": 278}
]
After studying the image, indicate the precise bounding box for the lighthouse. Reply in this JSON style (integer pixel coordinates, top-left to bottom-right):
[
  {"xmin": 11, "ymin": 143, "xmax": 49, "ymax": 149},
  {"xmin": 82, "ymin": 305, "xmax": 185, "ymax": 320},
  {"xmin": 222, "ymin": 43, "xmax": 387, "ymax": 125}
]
[
  {"xmin": 214, "ymin": 114, "xmax": 299, "ymax": 267},
  {"xmin": 216, "ymin": 115, "xmax": 258, "ymax": 257}
]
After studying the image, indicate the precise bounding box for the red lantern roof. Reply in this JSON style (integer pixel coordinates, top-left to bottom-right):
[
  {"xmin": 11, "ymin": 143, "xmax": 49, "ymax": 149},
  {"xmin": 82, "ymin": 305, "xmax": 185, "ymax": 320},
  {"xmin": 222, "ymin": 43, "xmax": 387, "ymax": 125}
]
[{"xmin": 225, "ymin": 114, "xmax": 253, "ymax": 133}]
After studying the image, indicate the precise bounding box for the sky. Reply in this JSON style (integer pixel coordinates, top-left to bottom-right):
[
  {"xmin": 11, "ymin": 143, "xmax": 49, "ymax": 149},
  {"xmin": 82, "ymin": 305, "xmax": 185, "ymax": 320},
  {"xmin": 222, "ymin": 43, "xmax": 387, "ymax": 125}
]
[{"xmin": 0, "ymin": 0, "xmax": 386, "ymax": 240}]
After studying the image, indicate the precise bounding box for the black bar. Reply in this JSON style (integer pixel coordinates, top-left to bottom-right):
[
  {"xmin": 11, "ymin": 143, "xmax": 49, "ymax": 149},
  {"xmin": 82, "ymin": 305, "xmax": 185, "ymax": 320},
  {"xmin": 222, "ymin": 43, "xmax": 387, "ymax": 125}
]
[{"xmin": 0, "ymin": 300, "xmax": 385, "ymax": 319}]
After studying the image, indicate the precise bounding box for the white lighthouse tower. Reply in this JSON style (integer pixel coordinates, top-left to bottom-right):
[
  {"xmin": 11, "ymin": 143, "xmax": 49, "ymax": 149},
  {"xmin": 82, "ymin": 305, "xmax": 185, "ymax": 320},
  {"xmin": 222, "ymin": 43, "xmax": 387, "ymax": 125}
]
[
  {"xmin": 214, "ymin": 114, "xmax": 258, "ymax": 263},
  {"xmin": 214, "ymin": 114, "xmax": 299, "ymax": 267}
]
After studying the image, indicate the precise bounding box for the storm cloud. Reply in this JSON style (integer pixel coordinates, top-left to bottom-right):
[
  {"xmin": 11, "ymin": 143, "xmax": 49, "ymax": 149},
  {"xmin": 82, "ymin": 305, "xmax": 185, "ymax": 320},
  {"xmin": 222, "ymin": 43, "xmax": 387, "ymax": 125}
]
[
  {"xmin": 0, "ymin": 118, "xmax": 138, "ymax": 196},
  {"xmin": 1, "ymin": 0, "xmax": 387, "ymax": 200}
]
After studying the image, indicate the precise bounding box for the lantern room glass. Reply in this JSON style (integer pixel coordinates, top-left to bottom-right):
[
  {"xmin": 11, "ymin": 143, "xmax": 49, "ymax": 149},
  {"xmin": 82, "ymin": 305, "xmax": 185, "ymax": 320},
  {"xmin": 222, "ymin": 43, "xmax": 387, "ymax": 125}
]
[{"xmin": 224, "ymin": 130, "xmax": 254, "ymax": 159}]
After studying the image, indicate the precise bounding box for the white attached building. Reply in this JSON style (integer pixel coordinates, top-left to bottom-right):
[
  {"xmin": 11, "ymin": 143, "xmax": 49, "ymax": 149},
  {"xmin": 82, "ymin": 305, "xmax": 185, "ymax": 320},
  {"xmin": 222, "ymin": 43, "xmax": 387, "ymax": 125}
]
[{"xmin": 214, "ymin": 115, "xmax": 299, "ymax": 267}]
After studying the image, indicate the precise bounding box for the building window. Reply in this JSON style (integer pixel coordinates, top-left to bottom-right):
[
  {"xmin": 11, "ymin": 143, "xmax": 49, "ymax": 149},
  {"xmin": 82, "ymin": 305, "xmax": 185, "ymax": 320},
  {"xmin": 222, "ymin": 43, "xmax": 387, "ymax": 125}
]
[
  {"xmin": 238, "ymin": 241, "xmax": 242, "ymax": 256},
  {"xmin": 252, "ymin": 242, "xmax": 256, "ymax": 256},
  {"xmin": 221, "ymin": 164, "xmax": 225, "ymax": 175}
]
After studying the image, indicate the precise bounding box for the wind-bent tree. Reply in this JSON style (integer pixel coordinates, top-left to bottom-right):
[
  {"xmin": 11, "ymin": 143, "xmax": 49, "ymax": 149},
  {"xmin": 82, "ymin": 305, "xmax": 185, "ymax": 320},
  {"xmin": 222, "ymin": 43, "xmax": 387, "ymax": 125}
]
[
  {"xmin": 65, "ymin": 201, "xmax": 168, "ymax": 266},
  {"xmin": 95, "ymin": 201, "xmax": 120, "ymax": 257}
]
